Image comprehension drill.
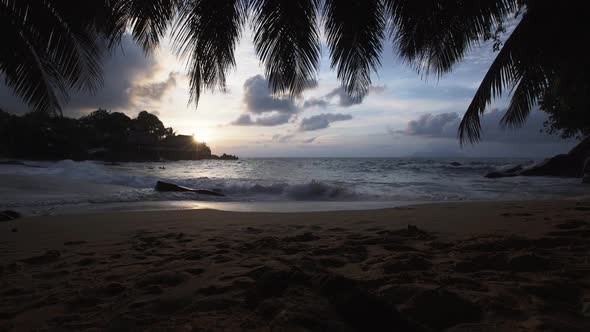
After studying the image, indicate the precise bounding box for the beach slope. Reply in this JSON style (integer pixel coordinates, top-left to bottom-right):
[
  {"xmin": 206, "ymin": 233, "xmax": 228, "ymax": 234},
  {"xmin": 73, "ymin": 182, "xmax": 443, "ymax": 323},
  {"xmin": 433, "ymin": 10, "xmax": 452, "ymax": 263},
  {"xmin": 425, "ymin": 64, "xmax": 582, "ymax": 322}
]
[{"xmin": 1, "ymin": 200, "xmax": 589, "ymax": 331}]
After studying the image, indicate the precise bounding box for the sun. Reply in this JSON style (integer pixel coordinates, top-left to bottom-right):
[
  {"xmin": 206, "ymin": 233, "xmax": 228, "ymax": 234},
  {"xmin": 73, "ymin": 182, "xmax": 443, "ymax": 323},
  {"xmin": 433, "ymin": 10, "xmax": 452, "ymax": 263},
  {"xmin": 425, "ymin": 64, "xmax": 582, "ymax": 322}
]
[{"xmin": 192, "ymin": 128, "xmax": 212, "ymax": 143}]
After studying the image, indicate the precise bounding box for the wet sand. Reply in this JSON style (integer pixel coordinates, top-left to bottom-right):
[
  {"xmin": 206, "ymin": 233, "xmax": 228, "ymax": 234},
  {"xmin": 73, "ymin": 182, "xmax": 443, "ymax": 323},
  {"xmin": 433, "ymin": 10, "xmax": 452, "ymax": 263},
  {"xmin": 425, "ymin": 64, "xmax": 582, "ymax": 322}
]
[{"xmin": 1, "ymin": 200, "xmax": 589, "ymax": 331}]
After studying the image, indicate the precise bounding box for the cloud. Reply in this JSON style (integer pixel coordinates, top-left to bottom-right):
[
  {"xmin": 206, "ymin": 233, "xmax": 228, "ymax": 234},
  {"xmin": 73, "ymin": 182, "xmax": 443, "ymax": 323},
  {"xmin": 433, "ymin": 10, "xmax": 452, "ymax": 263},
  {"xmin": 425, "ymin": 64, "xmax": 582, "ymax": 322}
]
[
  {"xmin": 231, "ymin": 114, "xmax": 254, "ymax": 126},
  {"xmin": 232, "ymin": 75, "xmax": 381, "ymax": 127},
  {"xmin": 0, "ymin": 34, "xmax": 165, "ymax": 116},
  {"xmin": 302, "ymin": 137, "xmax": 318, "ymax": 143},
  {"xmin": 405, "ymin": 112, "xmax": 460, "ymax": 137},
  {"xmin": 401, "ymin": 109, "xmax": 565, "ymax": 144},
  {"xmin": 303, "ymin": 98, "xmax": 329, "ymax": 109},
  {"xmin": 231, "ymin": 112, "xmax": 294, "ymax": 127},
  {"xmin": 129, "ymin": 72, "xmax": 178, "ymax": 102},
  {"xmin": 231, "ymin": 75, "xmax": 308, "ymax": 127},
  {"xmin": 299, "ymin": 113, "xmax": 353, "ymax": 131},
  {"xmin": 243, "ymin": 75, "xmax": 297, "ymax": 114},
  {"xmin": 272, "ymin": 134, "xmax": 295, "ymax": 143},
  {"xmin": 303, "ymin": 85, "xmax": 387, "ymax": 109},
  {"xmin": 271, "ymin": 134, "xmax": 318, "ymax": 144}
]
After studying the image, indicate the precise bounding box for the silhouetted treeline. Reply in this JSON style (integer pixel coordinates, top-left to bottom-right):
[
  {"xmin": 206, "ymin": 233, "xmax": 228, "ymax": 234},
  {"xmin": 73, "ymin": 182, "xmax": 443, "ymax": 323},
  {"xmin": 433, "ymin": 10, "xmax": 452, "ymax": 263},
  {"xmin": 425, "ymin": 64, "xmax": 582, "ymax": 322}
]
[{"xmin": 0, "ymin": 109, "xmax": 235, "ymax": 161}]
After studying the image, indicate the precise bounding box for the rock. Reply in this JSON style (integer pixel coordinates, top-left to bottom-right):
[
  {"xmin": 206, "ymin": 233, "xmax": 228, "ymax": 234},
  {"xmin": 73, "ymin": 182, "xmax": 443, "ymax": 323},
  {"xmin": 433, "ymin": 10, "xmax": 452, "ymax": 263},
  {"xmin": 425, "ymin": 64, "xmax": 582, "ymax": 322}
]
[
  {"xmin": 485, "ymin": 165, "xmax": 523, "ymax": 178},
  {"xmin": 0, "ymin": 210, "xmax": 21, "ymax": 222},
  {"xmin": 154, "ymin": 180, "xmax": 225, "ymax": 196},
  {"xmin": 486, "ymin": 136, "xmax": 590, "ymax": 179},
  {"xmin": 154, "ymin": 181, "xmax": 194, "ymax": 192},
  {"xmin": 212, "ymin": 153, "xmax": 239, "ymax": 160},
  {"xmin": 450, "ymin": 162, "xmax": 462, "ymax": 166},
  {"xmin": 403, "ymin": 288, "xmax": 482, "ymax": 330},
  {"xmin": 519, "ymin": 154, "xmax": 580, "ymax": 177}
]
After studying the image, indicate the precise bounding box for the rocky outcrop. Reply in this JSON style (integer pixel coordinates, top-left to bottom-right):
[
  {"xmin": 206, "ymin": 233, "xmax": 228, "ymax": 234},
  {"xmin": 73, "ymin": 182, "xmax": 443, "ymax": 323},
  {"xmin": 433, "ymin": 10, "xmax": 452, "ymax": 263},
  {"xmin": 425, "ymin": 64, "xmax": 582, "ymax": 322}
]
[
  {"xmin": 0, "ymin": 210, "xmax": 21, "ymax": 222},
  {"xmin": 485, "ymin": 136, "xmax": 590, "ymax": 179},
  {"xmin": 211, "ymin": 154, "xmax": 239, "ymax": 160},
  {"xmin": 154, "ymin": 181, "xmax": 225, "ymax": 197}
]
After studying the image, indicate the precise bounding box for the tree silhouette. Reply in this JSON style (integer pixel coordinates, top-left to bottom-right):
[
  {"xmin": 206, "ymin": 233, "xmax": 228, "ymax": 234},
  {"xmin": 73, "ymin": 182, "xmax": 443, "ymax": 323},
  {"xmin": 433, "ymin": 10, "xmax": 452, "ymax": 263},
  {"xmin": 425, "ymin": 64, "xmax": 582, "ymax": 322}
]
[{"xmin": 1, "ymin": 0, "xmax": 588, "ymax": 143}]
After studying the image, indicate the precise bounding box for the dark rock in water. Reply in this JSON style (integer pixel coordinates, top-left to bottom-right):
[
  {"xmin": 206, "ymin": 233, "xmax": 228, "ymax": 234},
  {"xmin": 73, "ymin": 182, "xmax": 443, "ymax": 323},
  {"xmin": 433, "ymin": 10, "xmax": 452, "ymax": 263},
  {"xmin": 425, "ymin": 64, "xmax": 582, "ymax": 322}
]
[
  {"xmin": 211, "ymin": 153, "xmax": 239, "ymax": 160},
  {"xmin": 403, "ymin": 288, "xmax": 482, "ymax": 330},
  {"xmin": 0, "ymin": 210, "xmax": 21, "ymax": 222},
  {"xmin": 486, "ymin": 136, "xmax": 590, "ymax": 179},
  {"xmin": 155, "ymin": 181, "xmax": 193, "ymax": 192},
  {"xmin": 154, "ymin": 181, "xmax": 225, "ymax": 197},
  {"xmin": 485, "ymin": 165, "xmax": 523, "ymax": 178},
  {"xmin": 450, "ymin": 162, "xmax": 462, "ymax": 166},
  {"xmin": 519, "ymin": 154, "xmax": 580, "ymax": 177}
]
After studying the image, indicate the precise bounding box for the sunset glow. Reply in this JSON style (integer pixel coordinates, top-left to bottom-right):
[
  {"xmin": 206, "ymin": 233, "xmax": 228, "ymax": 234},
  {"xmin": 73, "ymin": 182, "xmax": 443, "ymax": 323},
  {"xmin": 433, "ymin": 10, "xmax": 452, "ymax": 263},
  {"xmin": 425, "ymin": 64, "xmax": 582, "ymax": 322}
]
[{"xmin": 193, "ymin": 128, "xmax": 212, "ymax": 143}]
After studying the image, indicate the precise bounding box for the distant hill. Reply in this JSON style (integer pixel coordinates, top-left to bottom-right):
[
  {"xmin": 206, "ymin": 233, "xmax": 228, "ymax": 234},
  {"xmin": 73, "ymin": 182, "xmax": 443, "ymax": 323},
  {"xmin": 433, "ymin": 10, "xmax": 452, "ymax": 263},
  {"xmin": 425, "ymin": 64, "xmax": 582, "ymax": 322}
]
[{"xmin": 0, "ymin": 109, "xmax": 237, "ymax": 162}]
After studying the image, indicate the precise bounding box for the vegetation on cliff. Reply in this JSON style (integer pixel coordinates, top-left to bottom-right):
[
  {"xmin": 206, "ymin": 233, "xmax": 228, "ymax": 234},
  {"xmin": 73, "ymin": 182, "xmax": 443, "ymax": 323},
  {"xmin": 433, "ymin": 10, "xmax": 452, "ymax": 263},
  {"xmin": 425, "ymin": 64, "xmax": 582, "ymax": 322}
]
[{"xmin": 0, "ymin": 109, "xmax": 236, "ymax": 161}]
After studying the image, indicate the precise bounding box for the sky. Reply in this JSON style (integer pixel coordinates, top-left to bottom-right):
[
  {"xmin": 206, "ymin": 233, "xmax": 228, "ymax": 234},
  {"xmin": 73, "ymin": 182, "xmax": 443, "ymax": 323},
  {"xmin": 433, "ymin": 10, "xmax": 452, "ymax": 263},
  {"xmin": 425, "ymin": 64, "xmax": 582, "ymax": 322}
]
[{"xmin": 0, "ymin": 30, "xmax": 575, "ymax": 158}]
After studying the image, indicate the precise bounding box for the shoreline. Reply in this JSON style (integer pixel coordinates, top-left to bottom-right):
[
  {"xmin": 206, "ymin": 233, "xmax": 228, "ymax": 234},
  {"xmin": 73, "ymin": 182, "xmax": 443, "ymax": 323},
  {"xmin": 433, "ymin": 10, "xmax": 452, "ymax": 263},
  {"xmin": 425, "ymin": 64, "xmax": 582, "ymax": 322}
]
[
  {"xmin": 1, "ymin": 199, "xmax": 589, "ymax": 330},
  {"xmin": 10, "ymin": 200, "xmax": 426, "ymax": 217},
  {"xmin": 6, "ymin": 194, "xmax": 589, "ymax": 218}
]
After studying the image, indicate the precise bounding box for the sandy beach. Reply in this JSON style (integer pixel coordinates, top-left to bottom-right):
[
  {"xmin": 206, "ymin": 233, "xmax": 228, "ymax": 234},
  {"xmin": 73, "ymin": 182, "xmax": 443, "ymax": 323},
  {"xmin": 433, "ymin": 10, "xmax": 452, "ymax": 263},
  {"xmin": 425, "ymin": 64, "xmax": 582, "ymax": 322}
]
[{"xmin": 1, "ymin": 199, "xmax": 589, "ymax": 331}]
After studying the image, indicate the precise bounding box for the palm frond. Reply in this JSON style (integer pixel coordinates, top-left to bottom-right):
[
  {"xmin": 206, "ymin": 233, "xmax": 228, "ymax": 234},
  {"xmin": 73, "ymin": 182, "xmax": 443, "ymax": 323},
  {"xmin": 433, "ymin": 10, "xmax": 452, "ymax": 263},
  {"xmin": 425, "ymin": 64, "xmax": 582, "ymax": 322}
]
[
  {"xmin": 109, "ymin": 0, "xmax": 180, "ymax": 52},
  {"xmin": 250, "ymin": 0, "xmax": 320, "ymax": 96},
  {"xmin": 323, "ymin": 0, "xmax": 386, "ymax": 100},
  {"xmin": 458, "ymin": 14, "xmax": 529, "ymax": 144},
  {"xmin": 172, "ymin": 0, "xmax": 247, "ymax": 106},
  {"xmin": 500, "ymin": 66, "xmax": 550, "ymax": 129},
  {"xmin": 0, "ymin": 0, "xmax": 107, "ymax": 114},
  {"xmin": 387, "ymin": 0, "xmax": 518, "ymax": 76}
]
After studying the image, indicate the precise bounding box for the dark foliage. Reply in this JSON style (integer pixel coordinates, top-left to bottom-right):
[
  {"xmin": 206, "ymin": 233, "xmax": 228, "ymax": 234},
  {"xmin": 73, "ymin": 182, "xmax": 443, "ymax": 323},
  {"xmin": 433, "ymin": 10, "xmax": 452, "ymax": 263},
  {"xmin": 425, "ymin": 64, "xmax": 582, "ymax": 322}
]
[
  {"xmin": 2, "ymin": 0, "xmax": 590, "ymax": 144},
  {"xmin": 541, "ymin": 61, "xmax": 590, "ymax": 140},
  {"xmin": 0, "ymin": 109, "xmax": 211, "ymax": 161}
]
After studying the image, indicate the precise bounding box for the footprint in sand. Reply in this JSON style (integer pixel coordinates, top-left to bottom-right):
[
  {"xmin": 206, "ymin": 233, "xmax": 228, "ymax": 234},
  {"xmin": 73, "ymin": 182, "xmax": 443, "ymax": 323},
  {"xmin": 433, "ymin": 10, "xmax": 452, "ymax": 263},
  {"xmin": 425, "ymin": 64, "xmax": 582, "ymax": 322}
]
[
  {"xmin": 63, "ymin": 241, "xmax": 87, "ymax": 246},
  {"xmin": 21, "ymin": 250, "xmax": 61, "ymax": 265},
  {"xmin": 555, "ymin": 220, "xmax": 588, "ymax": 229}
]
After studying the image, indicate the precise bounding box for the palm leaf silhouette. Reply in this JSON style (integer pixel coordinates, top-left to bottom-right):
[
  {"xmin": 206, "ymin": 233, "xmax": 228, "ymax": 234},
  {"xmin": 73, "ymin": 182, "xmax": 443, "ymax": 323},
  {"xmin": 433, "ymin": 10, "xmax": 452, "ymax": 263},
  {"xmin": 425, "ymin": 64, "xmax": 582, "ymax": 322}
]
[
  {"xmin": 251, "ymin": 0, "xmax": 321, "ymax": 96},
  {"xmin": 1, "ymin": 0, "xmax": 107, "ymax": 114},
  {"xmin": 1, "ymin": 0, "xmax": 587, "ymax": 145}
]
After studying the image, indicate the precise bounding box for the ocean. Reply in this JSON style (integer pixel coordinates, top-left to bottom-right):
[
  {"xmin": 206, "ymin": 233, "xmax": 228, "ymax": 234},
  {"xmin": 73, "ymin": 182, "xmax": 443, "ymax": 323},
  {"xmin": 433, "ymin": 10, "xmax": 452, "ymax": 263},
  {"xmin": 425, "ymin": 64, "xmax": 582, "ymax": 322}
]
[{"xmin": 1, "ymin": 158, "xmax": 587, "ymax": 215}]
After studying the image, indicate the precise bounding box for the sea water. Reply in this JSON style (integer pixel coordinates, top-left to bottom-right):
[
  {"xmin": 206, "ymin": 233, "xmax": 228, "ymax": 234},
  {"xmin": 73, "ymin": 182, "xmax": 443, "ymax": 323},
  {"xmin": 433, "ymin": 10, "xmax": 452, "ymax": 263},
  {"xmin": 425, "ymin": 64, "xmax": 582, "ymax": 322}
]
[{"xmin": 0, "ymin": 158, "xmax": 587, "ymax": 214}]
